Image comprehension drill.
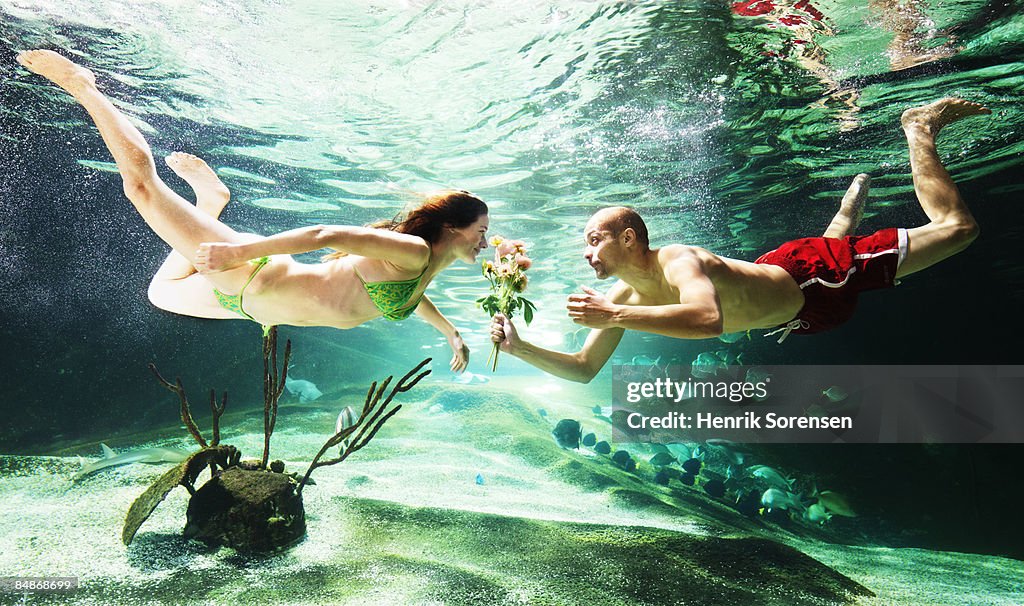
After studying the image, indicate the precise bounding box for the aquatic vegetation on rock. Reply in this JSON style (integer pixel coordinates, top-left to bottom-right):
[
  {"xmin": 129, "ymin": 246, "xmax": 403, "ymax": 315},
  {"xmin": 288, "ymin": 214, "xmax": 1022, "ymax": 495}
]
[
  {"xmin": 122, "ymin": 327, "xmax": 429, "ymax": 552},
  {"xmin": 122, "ymin": 445, "xmax": 239, "ymax": 546},
  {"xmin": 184, "ymin": 465, "xmax": 306, "ymax": 551}
]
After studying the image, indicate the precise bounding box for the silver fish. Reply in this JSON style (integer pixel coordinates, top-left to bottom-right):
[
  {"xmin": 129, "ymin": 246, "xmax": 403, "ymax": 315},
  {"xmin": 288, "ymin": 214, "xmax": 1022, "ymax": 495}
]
[
  {"xmin": 805, "ymin": 502, "xmax": 832, "ymax": 524},
  {"xmin": 761, "ymin": 488, "xmax": 805, "ymax": 512},
  {"xmin": 817, "ymin": 490, "xmax": 857, "ymax": 517},
  {"xmin": 822, "ymin": 386, "xmax": 849, "ymax": 402},
  {"xmin": 749, "ymin": 465, "xmax": 795, "ymax": 491},
  {"xmin": 336, "ymin": 406, "xmax": 358, "ymax": 452}
]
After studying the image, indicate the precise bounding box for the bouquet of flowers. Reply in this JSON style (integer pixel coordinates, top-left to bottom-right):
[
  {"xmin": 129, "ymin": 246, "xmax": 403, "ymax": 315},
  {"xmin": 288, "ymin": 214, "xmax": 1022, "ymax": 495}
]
[{"xmin": 477, "ymin": 236, "xmax": 536, "ymax": 371}]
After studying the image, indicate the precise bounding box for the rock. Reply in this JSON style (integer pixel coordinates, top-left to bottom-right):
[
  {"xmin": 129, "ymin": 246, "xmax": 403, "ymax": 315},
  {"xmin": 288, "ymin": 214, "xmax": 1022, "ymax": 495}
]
[{"xmin": 184, "ymin": 467, "xmax": 306, "ymax": 552}]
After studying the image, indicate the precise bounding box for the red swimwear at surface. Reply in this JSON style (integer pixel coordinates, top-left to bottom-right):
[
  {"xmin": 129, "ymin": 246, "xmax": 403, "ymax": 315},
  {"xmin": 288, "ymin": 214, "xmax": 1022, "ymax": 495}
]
[{"xmin": 755, "ymin": 228, "xmax": 906, "ymax": 339}]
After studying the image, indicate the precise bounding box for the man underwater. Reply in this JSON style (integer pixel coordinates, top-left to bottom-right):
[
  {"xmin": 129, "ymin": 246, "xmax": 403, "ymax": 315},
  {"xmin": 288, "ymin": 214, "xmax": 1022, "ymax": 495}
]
[{"xmin": 490, "ymin": 98, "xmax": 989, "ymax": 382}]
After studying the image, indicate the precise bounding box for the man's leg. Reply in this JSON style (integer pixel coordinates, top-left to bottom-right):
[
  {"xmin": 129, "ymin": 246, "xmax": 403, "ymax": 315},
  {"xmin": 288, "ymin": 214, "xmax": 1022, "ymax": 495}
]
[
  {"xmin": 823, "ymin": 173, "xmax": 871, "ymax": 238},
  {"xmin": 897, "ymin": 98, "xmax": 990, "ymax": 278}
]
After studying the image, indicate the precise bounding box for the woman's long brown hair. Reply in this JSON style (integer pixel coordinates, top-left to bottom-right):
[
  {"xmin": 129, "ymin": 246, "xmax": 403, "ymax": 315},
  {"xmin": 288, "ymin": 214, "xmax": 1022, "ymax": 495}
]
[{"xmin": 322, "ymin": 190, "xmax": 488, "ymax": 262}]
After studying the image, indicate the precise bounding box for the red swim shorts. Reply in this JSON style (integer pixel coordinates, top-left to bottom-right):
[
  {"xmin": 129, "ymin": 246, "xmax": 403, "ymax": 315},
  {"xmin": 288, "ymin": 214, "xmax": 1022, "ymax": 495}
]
[{"xmin": 754, "ymin": 228, "xmax": 907, "ymax": 338}]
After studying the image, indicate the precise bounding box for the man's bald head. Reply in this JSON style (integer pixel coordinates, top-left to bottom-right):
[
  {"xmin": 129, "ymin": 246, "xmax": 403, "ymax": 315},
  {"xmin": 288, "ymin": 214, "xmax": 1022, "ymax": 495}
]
[{"xmin": 591, "ymin": 206, "xmax": 650, "ymax": 250}]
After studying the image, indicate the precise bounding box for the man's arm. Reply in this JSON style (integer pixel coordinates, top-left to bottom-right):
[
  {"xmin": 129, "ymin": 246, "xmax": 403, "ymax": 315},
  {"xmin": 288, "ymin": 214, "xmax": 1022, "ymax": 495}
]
[
  {"xmin": 567, "ymin": 256, "xmax": 723, "ymax": 339},
  {"xmin": 490, "ymin": 281, "xmax": 630, "ymax": 383}
]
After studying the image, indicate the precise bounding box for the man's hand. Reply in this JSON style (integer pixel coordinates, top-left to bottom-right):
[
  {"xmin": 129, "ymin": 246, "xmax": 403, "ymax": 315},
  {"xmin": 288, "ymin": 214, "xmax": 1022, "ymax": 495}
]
[
  {"xmin": 566, "ymin": 286, "xmax": 621, "ymax": 329},
  {"xmin": 448, "ymin": 331, "xmax": 469, "ymax": 373},
  {"xmin": 195, "ymin": 242, "xmax": 247, "ymax": 273},
  {"xmin": 490, "ymin": 313, "xmax": 520, "ymax": 353}
]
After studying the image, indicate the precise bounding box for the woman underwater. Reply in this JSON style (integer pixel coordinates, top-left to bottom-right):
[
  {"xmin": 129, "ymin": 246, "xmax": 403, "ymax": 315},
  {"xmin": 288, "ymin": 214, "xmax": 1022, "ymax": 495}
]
[{"xmin": 16, "ymin": 49, "xmax": 487, "ymax": 372}]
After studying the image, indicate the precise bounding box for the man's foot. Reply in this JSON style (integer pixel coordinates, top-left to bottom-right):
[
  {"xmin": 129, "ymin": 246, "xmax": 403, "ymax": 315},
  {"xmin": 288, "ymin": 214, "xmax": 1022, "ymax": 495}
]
[
  {"xmin": 823, "ymin": 173, "xmax": 871, "ymax": 238},
  {"xmin": 16, "ymin": 50, "xmax": 96, "ymax": 94},
  {"xmin": 165, "ymin": 152, "xmax": 230, "ymax": 216},
  {"xmin": 839, "ymin": 173, "xmax": 870, "ymax": 224},
  {"xmin": 901, "ymin": 98, "xmax": 991, "ymax": 138}
]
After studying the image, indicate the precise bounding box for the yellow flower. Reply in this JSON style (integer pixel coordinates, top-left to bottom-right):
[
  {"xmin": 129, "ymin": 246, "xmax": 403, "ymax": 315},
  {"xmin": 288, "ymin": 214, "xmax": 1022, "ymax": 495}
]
[{"xmin": 489, "ymin": 236, "xmax": 504, "ymax": 247}]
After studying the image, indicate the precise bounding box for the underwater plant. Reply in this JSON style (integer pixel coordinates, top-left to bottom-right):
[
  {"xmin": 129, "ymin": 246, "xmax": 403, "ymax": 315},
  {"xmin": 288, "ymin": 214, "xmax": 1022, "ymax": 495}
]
[{"xmin": 121, "ymin": 327, "xmax": 430, "ymax": 552}]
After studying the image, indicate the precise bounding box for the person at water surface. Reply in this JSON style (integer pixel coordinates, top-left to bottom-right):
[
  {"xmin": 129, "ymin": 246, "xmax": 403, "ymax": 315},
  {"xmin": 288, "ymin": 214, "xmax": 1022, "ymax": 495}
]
[
  {"xmin": 16, "ymin": 49, "xmax": 487, "ymax": 373},
  {"xmin": 491, "ymin": 97, "xmax": 989, "ymax": 382}
]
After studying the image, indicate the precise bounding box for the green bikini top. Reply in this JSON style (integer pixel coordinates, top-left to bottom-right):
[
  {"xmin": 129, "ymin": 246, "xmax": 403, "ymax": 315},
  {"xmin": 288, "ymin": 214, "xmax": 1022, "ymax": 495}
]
[{"xmin": 355, "ymin": 262, "xmax": 428, "ymax": 321}]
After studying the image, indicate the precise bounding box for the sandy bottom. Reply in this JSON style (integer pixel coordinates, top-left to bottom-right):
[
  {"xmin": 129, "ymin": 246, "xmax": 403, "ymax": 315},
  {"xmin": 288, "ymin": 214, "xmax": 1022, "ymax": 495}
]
[{"xmin": 1, "ymin": 377, "xmax": 1020, "ymax": 605}]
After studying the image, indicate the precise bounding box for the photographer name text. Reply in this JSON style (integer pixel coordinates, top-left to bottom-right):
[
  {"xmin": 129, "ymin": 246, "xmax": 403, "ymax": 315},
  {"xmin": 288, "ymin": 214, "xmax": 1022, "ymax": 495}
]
[{"xmin": 625, "ymin": 410, "xmax": 853, "ymax": 431}]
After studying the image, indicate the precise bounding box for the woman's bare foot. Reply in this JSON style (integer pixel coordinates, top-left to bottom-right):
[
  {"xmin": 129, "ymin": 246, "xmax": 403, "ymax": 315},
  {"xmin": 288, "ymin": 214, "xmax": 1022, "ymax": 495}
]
[
  {"xmin": 16, "ymin": 50, "xmax": 96, "ymax": 95},
  {"xmin": 165, "ymin": 152, "xmax": 231, "ymax": 216},
  {"xmin": 901, "ymin": 98, "xmax": 991, "ymax": 138}
]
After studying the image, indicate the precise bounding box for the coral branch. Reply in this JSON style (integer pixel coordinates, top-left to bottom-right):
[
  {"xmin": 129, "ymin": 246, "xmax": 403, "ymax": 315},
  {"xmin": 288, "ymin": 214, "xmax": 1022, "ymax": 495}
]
[
  {"xmin": 261, "ymin": 327, "xmax": 292, "ymax": 468},
  {"xmin": 148, "ymin": 363, "xmax": 208, "ymax": 448},
  {"xmin": 297, "ymin": 358, "xmax": 431, "ymax": 495},
  {"xmin": 210, "ymin": 389, "xmax": 227, "ymax": 447}
]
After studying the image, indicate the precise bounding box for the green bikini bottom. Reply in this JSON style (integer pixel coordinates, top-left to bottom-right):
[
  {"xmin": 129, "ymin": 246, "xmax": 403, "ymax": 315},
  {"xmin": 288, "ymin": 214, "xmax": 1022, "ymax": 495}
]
[{"xmin": 213, "ymin": 256, "xmax": 273, "ymax": 336}]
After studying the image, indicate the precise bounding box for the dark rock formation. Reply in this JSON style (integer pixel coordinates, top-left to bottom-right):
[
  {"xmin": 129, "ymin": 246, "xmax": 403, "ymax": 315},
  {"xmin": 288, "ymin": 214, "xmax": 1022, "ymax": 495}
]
[{"xmin": 183, "ymin": 467, "xmax": 306, "ymax": 552}]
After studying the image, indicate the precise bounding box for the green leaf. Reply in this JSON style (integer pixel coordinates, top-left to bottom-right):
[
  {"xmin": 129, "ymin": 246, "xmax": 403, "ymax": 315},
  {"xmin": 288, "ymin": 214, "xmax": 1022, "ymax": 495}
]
[{"xmin": 524, "ymin": 305, "xmax": 534, "ymax": 325}]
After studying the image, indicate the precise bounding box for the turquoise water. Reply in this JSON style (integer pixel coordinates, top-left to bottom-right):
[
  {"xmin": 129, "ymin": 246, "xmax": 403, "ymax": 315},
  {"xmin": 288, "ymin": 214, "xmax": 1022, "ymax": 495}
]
[{"xmin": 1, "ymin": 1, "xmax": 1023, "ymax": 604}]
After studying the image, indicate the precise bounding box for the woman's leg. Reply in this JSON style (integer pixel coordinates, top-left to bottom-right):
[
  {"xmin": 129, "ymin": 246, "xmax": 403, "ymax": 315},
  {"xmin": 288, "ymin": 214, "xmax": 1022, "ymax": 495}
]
[
  {"xmin": 153, "ymin": 152, "xmax": 233, "ymax": 282},
  {"xmin": 17, "ymin": 51, "xmax": 249, "ymax": 281},
  {"xmin": 145, "ymin": 152, "xmax": 243, "ymax": 317}
]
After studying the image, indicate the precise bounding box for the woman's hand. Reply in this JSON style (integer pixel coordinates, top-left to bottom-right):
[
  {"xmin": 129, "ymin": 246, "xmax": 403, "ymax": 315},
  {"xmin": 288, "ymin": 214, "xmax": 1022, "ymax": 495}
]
[
  {"xmin": 195, "ymin": 242, "xmax": 247, "ymax": 273},
  {"xmin": 448, "ymin": 331, "xmax": 470, "ymax": 373}
]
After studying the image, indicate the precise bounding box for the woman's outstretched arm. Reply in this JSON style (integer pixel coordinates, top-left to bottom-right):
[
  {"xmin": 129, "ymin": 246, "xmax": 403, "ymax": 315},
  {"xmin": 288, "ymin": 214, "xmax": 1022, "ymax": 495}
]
[
  {"xmin": 415, "ymin": 295, "xmax": 469, "ymax": 373},
  {"xmin": 194, "ymin": 225, "xmax": 429, "ymax": 272}
]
